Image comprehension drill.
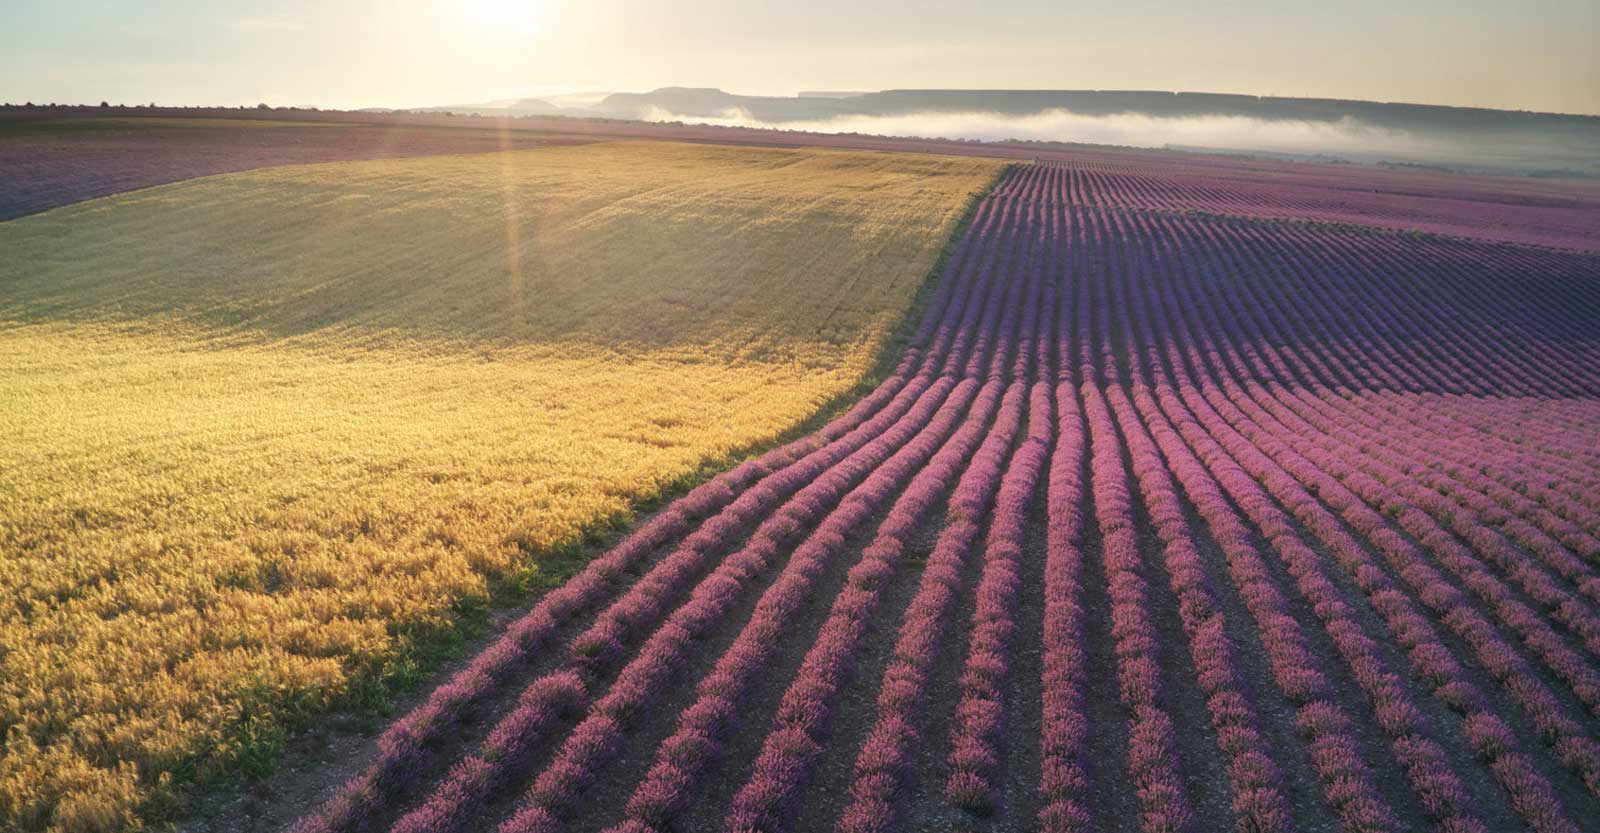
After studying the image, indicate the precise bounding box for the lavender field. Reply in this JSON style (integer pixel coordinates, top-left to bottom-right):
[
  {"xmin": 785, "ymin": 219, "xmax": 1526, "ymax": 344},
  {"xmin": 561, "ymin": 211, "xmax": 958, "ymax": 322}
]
[
  {"xmin": 9, "ymin": 2, "xmax": 1598, "ymax": 831},
  {"xmin": 273, "ymin": 158, "xmax": 1600, "ymax": 833}
]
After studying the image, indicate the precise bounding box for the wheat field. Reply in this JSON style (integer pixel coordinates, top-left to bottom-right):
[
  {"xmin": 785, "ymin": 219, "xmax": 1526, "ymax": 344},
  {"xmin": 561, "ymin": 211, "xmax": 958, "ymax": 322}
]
[{"xmin": 0, "ymin": 140, "xmax": 1003, "ymax": 832}]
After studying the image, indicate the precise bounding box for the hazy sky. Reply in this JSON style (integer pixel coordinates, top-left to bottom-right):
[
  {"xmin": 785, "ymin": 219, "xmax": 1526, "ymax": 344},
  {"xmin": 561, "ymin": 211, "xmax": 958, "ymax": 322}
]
[{"xmin": 3, "ymin": 0, "xmax": 1597, "ymax": 115}]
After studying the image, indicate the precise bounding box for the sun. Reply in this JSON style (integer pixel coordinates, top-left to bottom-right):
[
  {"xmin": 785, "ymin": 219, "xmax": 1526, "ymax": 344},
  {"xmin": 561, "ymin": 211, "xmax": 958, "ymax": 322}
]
[{"xmin": 457, "ymin": 0, "xmax": 544, "ymax": 38}]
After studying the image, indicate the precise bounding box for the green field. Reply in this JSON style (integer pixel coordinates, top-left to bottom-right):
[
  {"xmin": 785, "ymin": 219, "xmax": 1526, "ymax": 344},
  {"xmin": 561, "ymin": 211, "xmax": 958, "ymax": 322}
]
[{"xmin": 0, "ymin": 140, "xmax": 1003, "ymax": 831}]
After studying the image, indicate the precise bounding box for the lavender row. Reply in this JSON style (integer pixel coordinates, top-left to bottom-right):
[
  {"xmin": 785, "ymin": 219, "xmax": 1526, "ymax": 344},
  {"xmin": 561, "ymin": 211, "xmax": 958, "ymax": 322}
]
[
  {"xmin": 494, "ymin": 370, "xmax": 993, "ymax": 833},
  {"xmin": 942, "ymin": 381, "xmax": 1053, "ymax": 815},
  {"xmin": 1081, "ymin": 382, "xmax": 1194, "ymax": 833},
  {"xmin": 1106, "ymin": 241, "xmax": 1499, "ymax": 832},
  {"xmin": 825, "ymin": 382, "xmax": 1036, "ymax": 831},
  {"xmin": 1165, "ymin": 353, "xmax": 1600, "ymax": 815},
  {"xmin": 726, "ymin": 380, "xmax": 1024, "ymax": 831},
  {"xmin": 1347, "ymin": 394, "xmax": 1600, "ymax": 530},
  {"xmin": 1090, "ymin": 205, "xmax": 1415, "ymax": 830},
  {"xmin": 293, "ymin": 445, "xmax": 791, "ymax": 833},
  {"xmin": 373, "ymin": 374, "xmax": 954, "ymax": 833},
  {"xmin": 722, "ymin": 190, "xmax": 1056, "ymax": 831},
  {"xmin": 838, "ymin": 375, "xmax": 1049, "ymax": 825},
  {"xmin": 1121, "ymin": 212, "xmax": 1600, "ymax": 818},
  {"xmin": 1032, "ymin": 180, "xmax": 1096, "ymax": 833},
  {"xmin": 609, "ymin": 372, "xmax": 1006, "ymax": 833},
  {"xmin": 1169, "ymin": 380, "xmax": 1594, "ymax": 828},
  {"xmin": 1136, "ymin": 379, "xmax": 1488, "ymax": 833},
  {"xmin": 1105, "ymin": 386, "xmax": 1306, "ymax": 833},
  {"xmin": 1088, "ymin": 191, "xmax": 1587, "ymax": 825},
  {"xmin": 1281, "ymin": 386, "xmax": 1600, "ymax": 606},
  {"xmin": 1164, "ymin": 207, "xmax": 1600, "ymax": 534},
  {"xmin": 939, "ymin": 169, "xmax": 1063, "ymax": 816},
  {"xmin": 1139, "ymin": 196, "xmax": 1600, "ymax": 754},
  {"xmin": 1166, "ymin": 374, "xmax": 1587, "ymax": 833},
  {"xmin": 1245, "ymin": 372, "xmax": 1600, "ymax": 709},
  {"xmin": 1310, "ymin": 392, "xmax": 1600, "ymax": 570},
  {"xmin": 1172, "ymin": 211, "xmax": 1600, "ymax": 584},
  {"xmin": 1121, "ymin": 206, "xmax": 1600, "ymax": 714}
]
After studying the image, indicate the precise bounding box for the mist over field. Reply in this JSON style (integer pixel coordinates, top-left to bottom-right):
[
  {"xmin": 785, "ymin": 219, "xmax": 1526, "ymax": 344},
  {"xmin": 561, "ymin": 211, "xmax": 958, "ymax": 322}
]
[
  {"xmin": 393, "ymin": 86, "xmax": 1600, "ymax": 177},
  {"xmin": 431, "ymin": 87, "xmax": 1585, "ymax": 177},
  {"xmin": 631, "ymin": 104, "xmax": 1599, "ymax": 176},
  {"xmin": 646, "ymin": 106, "xmax": 1440, "ymax": 156}
]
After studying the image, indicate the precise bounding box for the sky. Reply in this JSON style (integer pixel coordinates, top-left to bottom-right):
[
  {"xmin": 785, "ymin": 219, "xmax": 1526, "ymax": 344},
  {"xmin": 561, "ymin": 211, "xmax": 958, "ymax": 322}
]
[{"xmin": 2, "ymin": 0, "xmax": 1597, "ymax": 116}]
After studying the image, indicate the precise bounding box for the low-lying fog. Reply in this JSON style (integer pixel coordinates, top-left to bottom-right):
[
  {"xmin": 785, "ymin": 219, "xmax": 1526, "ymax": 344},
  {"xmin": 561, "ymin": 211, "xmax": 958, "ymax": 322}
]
[{"xmin": 638, "ymin": 106, "xmax": 1598, "ymax": 177}]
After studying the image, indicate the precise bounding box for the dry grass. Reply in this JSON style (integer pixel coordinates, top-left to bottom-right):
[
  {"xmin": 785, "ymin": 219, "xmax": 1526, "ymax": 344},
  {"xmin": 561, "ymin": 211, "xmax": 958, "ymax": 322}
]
[{"xmin": 0, "ymin": 140, "xmax": 1003, "ymax": 831}]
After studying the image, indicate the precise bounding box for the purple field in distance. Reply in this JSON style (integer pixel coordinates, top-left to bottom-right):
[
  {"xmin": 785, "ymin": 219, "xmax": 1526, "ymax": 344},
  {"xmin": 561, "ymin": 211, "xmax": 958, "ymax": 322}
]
[{"xmin": 6, "ymin": 107, "xmax": 1598, "ymax": 250}]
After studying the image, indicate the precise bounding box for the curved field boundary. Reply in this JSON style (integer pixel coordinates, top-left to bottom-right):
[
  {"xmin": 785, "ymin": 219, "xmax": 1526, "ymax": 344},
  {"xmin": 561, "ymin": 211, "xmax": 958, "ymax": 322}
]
[{"xmin": 274, "ymin": 157, "xmax": 1600, "ymax": 833}]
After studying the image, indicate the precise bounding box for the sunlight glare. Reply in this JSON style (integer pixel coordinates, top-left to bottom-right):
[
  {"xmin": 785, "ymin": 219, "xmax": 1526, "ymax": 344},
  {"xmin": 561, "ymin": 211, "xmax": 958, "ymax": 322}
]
[{"xmin": 458, "ymin": 0, "xmax": 544, "ymax": 38}]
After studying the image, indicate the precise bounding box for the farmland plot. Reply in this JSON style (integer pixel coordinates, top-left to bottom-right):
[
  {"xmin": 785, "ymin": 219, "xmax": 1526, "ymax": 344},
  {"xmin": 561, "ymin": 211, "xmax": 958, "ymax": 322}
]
[
  {"xmin": 0, "ymin": 116, "xmax": 591, "ymax": 221},
  {"xmin": 0, "ymin": 141, "xmax": 1003, "ymax": 832},
  {"xmin": 287, "ymin": 160, "xmax": 1600, "ymax": 833}
]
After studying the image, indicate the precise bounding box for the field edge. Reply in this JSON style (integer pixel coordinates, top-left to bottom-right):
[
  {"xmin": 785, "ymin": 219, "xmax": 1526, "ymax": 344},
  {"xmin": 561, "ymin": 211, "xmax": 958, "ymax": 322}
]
[{"xmin": 160, "ymin": 160, "xmax": 1017, "ymax": 831}]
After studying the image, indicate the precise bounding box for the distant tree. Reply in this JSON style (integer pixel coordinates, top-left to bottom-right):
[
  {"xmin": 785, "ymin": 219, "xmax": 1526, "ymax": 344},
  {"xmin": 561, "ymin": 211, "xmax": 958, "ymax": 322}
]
[
  {"xmin": 99, "ymin": 100, "xmax": 109, "ymax": 108},
  {"xmin": 257, "ymin": 102, "xmax": 271, "ymax": 110}
]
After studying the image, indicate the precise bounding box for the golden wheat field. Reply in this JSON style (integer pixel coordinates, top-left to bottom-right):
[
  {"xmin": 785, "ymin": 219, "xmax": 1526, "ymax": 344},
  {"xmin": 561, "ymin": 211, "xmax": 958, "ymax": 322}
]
[{"xmin": 0, "ymin": 140, "xmax": 1003, "ymax": 832}]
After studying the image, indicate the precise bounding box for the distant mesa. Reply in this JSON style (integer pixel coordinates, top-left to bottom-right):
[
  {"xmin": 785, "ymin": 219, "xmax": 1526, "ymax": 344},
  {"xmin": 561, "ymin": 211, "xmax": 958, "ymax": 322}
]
[
  {"xmin": 585, "ymin": 87, "xmax": 1600, "ymax": 136},
  {"xmin": 417, "ymin": 86, "xmax": 1600, "ymax": 136}
]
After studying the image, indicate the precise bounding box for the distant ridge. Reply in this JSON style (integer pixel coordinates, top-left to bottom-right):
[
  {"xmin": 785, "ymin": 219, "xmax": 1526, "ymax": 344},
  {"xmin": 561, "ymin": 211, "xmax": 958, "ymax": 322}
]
[
  {"xmin": 405, "ymin": 86, "xmax": 1599, "ymax": 176},
  {"xmin": 589, "ymin": 87, "xmax": 1600, "ymax": 134},
  {"xmin": 798, "ymin": 90, "xmax": 868, "ymax": 99}
]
